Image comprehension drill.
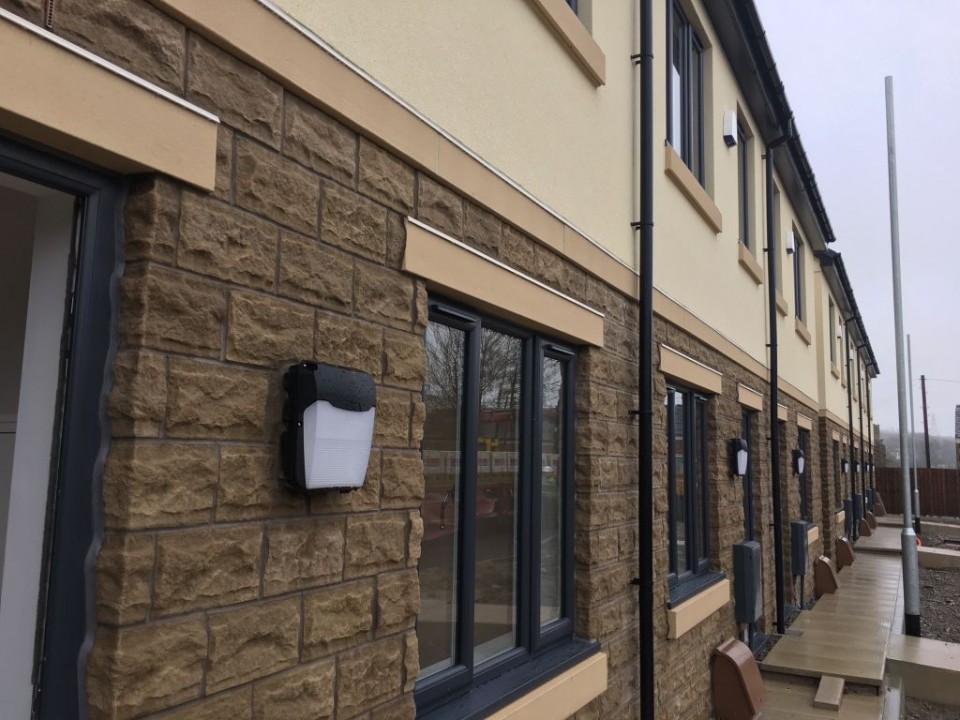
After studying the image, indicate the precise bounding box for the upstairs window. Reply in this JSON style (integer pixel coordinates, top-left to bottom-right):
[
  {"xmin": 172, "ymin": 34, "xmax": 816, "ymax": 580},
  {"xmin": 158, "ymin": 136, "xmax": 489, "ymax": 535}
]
[
  {"xmin": 667, "ymin": 2, "xmax": 704, "ymax": 184},
  {"xmin": 829, "ymin": 299, "xmax": 837, "ymax": 365},
  {"xmin": 417, "ymin": 300, "xmax": 582, "ymax": 717},
  {"xmin": 737, "ymin": 126, "xmax": 751, "ymax": 249},
  {"xmin": 792, "ymin": 231, "xmax": 805, "ymax": 322},
  {"xmin": 565, "ymin": 0, "xmax": 578, "ymax": 11}
]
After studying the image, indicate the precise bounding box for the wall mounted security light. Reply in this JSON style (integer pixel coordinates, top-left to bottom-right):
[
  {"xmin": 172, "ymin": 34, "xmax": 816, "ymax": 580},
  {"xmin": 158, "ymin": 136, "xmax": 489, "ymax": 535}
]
[
  {"xmin": 723, "ymin": 110, "xmax": 738, "ymax": 147},
  {"xmin": 792, "ymin": 448, "xmax": 805, "ymax": 476},
  {"xmin": 842, "ymin": 459, "xmax": 850, "ymax": 475},
  {"xmin": 281, "ymin": 362, "xmax": 376, "ymax": 491},
  {"xmin": 729, "ymin": 438, "xmax": 748, "ymax": 477},
  {"xmin": 785, "ymin": 230, "xmax": 796, "ymax": 255}
]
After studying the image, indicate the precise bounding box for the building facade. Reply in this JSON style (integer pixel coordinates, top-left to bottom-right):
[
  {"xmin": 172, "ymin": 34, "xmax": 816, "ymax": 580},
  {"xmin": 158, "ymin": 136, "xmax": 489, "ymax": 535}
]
[{"xmin": 0, "ymin": 1, "xmax": 878, "ymax": 719}]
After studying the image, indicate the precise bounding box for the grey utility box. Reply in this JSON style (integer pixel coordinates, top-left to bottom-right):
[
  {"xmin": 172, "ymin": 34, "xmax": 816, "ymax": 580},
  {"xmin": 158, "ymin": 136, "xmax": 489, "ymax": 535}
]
[
  {"xmin": 791, "ymin": 521, "xmax": 809, "ymax": 577},
  {"xmin": 732, "ymin": 541, "xmax": 762, "ymax": 624}
]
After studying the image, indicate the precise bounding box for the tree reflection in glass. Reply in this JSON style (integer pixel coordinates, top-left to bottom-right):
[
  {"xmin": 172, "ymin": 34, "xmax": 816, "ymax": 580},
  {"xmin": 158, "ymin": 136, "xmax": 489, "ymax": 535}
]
[
  {"xmin": 418, "ymin": 323, "xmax": 464, "ymax": 678},
  {"xmin": 540, "ymin": 357, "xmax": 564, "ymax": 626}
]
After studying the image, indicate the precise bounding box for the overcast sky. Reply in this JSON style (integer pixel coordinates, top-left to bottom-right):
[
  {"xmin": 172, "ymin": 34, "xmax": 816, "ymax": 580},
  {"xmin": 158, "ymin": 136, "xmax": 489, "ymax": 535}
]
[{"xmin": 754, "ymin": 0, "xmax": 960, "ymax": 441}]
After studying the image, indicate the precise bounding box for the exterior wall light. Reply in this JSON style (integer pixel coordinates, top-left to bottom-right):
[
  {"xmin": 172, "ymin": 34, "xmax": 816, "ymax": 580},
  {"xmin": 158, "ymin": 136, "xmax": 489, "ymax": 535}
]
[
  {"xmin": 842, "ymin": 459, "xmax": 850, "ymax": 475},
  {"xmin": 792, "ymin": 448, "xmax": 805, "ymax": 475},
  {"xmin": 281, "ymin": 362, "xmax": 376, "ymax": 491},
  {"xmin": 729, "ymin": 438, "xmax": 748, "ymax": 476},
  {"xmin": 785, "ymin": 230, "xmax": 796, "ymax": 255},
  {"xmin": 854, "ymin": 461, "xmax": 860, "ymax": 474},
  {"xmin": 722, "ymin": 110, "xmax": 738, "ymax": 147}
]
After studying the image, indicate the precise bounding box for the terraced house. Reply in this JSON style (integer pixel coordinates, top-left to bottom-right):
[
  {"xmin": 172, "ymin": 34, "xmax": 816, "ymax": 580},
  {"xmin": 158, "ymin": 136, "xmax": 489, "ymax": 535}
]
[{"xmin": 0, "ymin": 0, "xmax": 879, "ymax": 718}]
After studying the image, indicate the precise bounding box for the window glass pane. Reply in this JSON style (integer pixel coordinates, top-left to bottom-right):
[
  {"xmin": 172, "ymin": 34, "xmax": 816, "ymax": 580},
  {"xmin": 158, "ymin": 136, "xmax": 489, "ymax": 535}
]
[
  {"xmin": 738, "ymin": 130, "xmax": 748, "ymax": 247},
  {"xmin": 540, "ymin": 357, "xmax": 565, "ymax": 627},
  {"xmin": 799, "ymin": 429, "xmax": 809, "ymax": 520},
  {"xmin": 693, "ymin": 398, "xmax": 706, "ymax": 563},
  {"xmin": 419, "ymin": 322, "xmax": 465, "ymax": 678},
  {"xmin": 474, "ymin": 329, "xmax": 521, "ymax": 665},
  {"xmin": 689, "ymin": 41, "xmax": 703, "ymax": 180},
  {"xmin": 671, "ymin": 391, "xmax": 687, "ymax": 574},
  {"xmin": 671, "ymin": 11, "xmax": 683, "ymax": 154}
]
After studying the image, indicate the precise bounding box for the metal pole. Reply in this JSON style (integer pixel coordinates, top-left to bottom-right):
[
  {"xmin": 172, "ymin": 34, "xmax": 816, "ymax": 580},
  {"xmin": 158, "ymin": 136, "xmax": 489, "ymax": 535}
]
[
  {"xmin": 885, "ymin": 76, "xmax": 921, "ymax": 636},
  {"xmin": 921, "ymin": 374, "xmax": 931, "ymax": 469},
  {"xmin": 908, "ymin": 336, "xmax": 921, "ymax": 533}
]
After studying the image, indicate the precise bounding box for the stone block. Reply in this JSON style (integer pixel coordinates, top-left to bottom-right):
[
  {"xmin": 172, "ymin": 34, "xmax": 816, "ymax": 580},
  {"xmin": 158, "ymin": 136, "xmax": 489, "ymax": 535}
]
[
  {"xmin": 217, "ymin": 445, "xmax": 305, "ymax": 521},
  {"xmin": 124, "ymin": 177, "xmax": 180, "ymax": 263},
  {"xmin": 279, "ymin": 233, "xmax": 353, "ymax": 310},
  {"xmin": 359, "ymin": 139, "xmax": 415, "ymax": 213},
  {"xmin": 417, "ymin": 175, "xmax": 463, "ymax": 239},
  {"xmin": 206, "ymin": 597, "xmax": 301, "ymax": 693},
  {"xmin": 103, "ymin": 441, "xmax": 217, "ymax": 530},
  {"xmin": 283, "ymin": 93, "xmax": 357, "ymax": 184},
  {"xmin": 463, "ymin": 202, "xmax": 502, "ymax": 257},
  {"xmin": 321, "ymin": 183, "xmax": 387, "ymax": 263},
  {"xmin": 86, "ymin": 619, "xmax": 206, "ymax": 720},
  {"xmin": 214, "ymin": 125, "xmax": 234, "ymax": 201},
  {"xmin": 165, "ymin": 358, "xmax": 271, "ymax": 440},
  {"xmin": 57, "ymin": 0, "xmax": 185, "ymax": 93},
  {"xmin": 226, "ymin": 291, "xmax": 314, "ymax": 367},
  {"xmin": 414, "ymin": 280, "xmax": 429, "ymax": 332},
  {"xmin": 314, "ymin": 312, "xmax": 383, "ymax": 379},
  {"xmin": 120, "ymin": 264, "xmax": 225, "ymax": 358},
  {"xmin": 374, "ymin": 388, "xmax": 413, "ymax": 448},
  {"xmin": 178, "ymin": 193, "xmax": 278, "ymax": 291},
  {"xmin": 380, "ymin": 451, "xmax": 424, "ymax": 509},
  {"xmin": 336, "ymin": 636, "xmax": 405, "ymax": 717},
  {"xmin": 95, "ymin": 531, "xmax": 154, "ymax": 625},
  {"xmin": 403, "ymin": 631, "xmax": 419, "ymax": 693},
  {"xmin": 407, "ymin": 510, "xmax": 423, "ymax": 568},
  {"xmin": 377, "ymin": 570, "xmax": 420, "ymax": 636},
  {"xmin": 108, "ymin": 350, "xmax": 166, "ymax": 437},
  {"xmin": 263, "ymin": 517, "xmax": 344, "ymax": 595},
  {"xmin": 0, "ymin": 0, "xmax": 41, "ymax": 22},
  {"xmin": 252, "ymin": 660, "xmax": 336, "ymax": 720},
  {"xmin": 311, "ymin": 449, "xmax": 381, "ymax": 515},
  {"xmin": 152, "ymin": 525, "xmax": 262, "ymax": 615},
  {"xmin": 187, "ymin": 36, "xmax": 282, "ymax": 146},
  {"xmin": 385, "ymin": 212, "xmax": 406, "ymax": 269},
  {"xmin": 344, "ymin": 513, "xmax": 407, "ymax": 578},
  {"xmin": 236, "ymin": 139, "xmax": 320, "ymax": 234},
  {"xmin": 500, "ymin": 225, "xmax": 535, "ymax": 274},
  {"xmin": 302, "ymin": 579, "xmax": 374, "ymax": 659},
  {"xmin": 157, "ymin": 689, "xmax": 253, "ymax": 720},
  {"xmin": 383, "ymin": 331, "xmax": 425, "ymax": 391}
]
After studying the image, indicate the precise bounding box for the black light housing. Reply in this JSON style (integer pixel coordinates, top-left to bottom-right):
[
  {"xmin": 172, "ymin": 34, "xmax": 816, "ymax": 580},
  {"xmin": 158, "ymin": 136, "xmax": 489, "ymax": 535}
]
[{"xmin": 792, "ymin": 448, "xmax": 805, "ymax": 475}]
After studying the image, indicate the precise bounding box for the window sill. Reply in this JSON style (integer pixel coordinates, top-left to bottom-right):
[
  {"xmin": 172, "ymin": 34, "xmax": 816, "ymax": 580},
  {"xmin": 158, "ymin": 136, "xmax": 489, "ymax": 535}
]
[
  {"xmin": 526, "ymin": 0, "xmax": 605, "ymax": 86},
  {"xmin": 775, "ymin": 292, "xmax": 788, "ymax": 317},
  {"xmin": 486, "ymin": 652, "xmax": 607, "ymax": 720},
  {"xmin": 417, "ymin": 638, "xmax": 601, "ymax": 720},
  {"xmin": 807, "ymin": 524, "xmax": 820, "ymax": 545},
  {"xmin": 738, "ymin": 242, "xmax": 764, "ymax": 285},
  {"xmin": 831, "ymin": 363, "xmax": 841, "ymax": 380},
  {"xmin": 664, "ymin": 145, "xmax": 722, "ymax": 234},
  {"xmin": 667, "ymin": 574, "xmax": 729, "ymax": 639},
  {"xmin": 795, "ymin": 317, "xmax": 812, "ymax": 345}
]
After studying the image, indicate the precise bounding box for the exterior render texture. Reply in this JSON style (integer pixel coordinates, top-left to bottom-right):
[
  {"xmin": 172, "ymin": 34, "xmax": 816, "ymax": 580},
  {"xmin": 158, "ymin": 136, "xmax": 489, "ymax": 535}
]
[{"xmin": 0, "ymin": 0, "xmax": 879, "ymax": 719}]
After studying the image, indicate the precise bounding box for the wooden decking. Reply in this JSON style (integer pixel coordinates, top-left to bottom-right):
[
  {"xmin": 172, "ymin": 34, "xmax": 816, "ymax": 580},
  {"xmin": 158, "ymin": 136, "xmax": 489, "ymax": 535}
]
[{"xmin": 762, "ymin": 674, "xmax": 886, "ymax": 720}]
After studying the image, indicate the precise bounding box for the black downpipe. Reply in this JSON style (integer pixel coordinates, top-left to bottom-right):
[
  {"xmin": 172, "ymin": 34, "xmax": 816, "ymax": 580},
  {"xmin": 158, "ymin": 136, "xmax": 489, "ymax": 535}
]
[
  {"xmin": 765, "ymin": 131, "xmax": 790, "ymax": 635},
  {"xmin": 634, "ymin": 0, "xmax": 655, "ymax": 716},
  {"xmin": 845, "ymin": 320, "xmax": 858, "ymax": 540}
]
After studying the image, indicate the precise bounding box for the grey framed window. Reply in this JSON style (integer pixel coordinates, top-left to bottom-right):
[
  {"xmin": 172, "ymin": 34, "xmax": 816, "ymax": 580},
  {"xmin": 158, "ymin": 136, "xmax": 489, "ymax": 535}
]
[
  {"xmin": 742, "ymin": 408, "xmax": 756, "ymax": 541},
  {"xmin": 829, "ymin": 300, "xmax": 836, "ymax": 364},
  {"xmin": 738, "ymin": 126, "xmax": 751, "ymax": 249},
  {"xmin": 666, "ymin": 385, "xmax": 718, "ymax": 603},
  {"xmin": 565, "ymin": 0, "xmax": 578, "ymax": 12},
  {"xmin": 798, "ymin": 428, "xmax": 810, "ymax": 521},
  {"xmin": 793, "ymin": 231, "xmax": 805, "ymax": 321},
  {"xmin": 833, "ymin": 439, "xmax": 842, "ymax": 510},
  {"xmin": 667, "ymin": 1, "xmax": 704, "ymax": 183},
  {"xmin": 417, "ymin": 299, "xmax": 592, "ymax": 719}
]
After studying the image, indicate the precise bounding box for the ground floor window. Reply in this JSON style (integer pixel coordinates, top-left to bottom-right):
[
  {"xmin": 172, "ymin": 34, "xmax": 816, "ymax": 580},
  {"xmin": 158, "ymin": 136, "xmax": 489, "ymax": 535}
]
[
  {"xmin": 798, "ymin": 428, "xmax": 810, "ymax": 521},
  {"xmin": 417, "ymin": 299, "xmax": 581, "ymax": 716},
  {"xmin": 833, "ymin": 439, "xmax": 842, "ymax": 510},
  {"xmin": 666, "ymin": 385, "xmax": 714, "ymax": 601}
]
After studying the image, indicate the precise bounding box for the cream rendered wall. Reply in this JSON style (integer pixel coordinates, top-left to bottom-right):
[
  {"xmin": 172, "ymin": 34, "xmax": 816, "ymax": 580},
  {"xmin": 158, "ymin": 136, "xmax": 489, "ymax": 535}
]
[
  {"xmin": 652, "ymin": 0, "xmax": 770, "ymax": 366},
  {"xmin": 813, "ymin": 273, "xmax": 848, "ymax": 420},
  {"xmin": 273, "ymin": 0, "xmax": 636, "ymax": 265}
]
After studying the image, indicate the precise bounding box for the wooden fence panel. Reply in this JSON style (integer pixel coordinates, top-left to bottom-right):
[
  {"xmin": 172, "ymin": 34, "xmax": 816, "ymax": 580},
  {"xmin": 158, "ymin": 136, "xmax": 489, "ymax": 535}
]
[{"xmin": 876, "ymin": 468, "xmax": 960, "ymax": 517}]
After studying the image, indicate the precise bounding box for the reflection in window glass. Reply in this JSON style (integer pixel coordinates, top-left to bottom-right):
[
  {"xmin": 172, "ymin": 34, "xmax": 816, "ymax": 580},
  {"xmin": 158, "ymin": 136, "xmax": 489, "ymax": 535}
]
[
  {"xmin": 418, "ymin": 323, "xmax": 464, "ymax": 678},
  {"xmin": 474, "ymin": 329, "xmax": 521, "ymax": 666},
  {"xmin": 540, "ymin": 358, "xmax": 564, "ymax": 627},
  {"xmin": 670, "ymin": 390, "xmax": 687, "ymax": 574}
]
